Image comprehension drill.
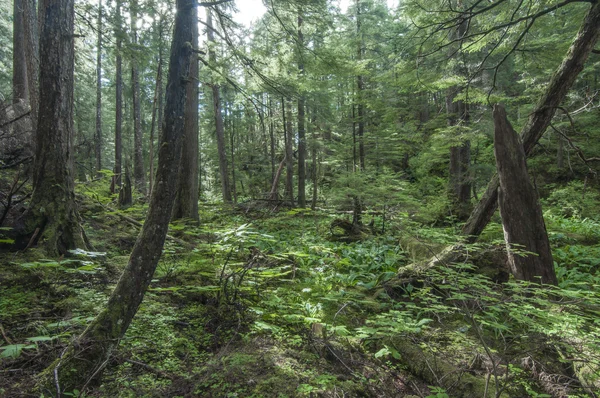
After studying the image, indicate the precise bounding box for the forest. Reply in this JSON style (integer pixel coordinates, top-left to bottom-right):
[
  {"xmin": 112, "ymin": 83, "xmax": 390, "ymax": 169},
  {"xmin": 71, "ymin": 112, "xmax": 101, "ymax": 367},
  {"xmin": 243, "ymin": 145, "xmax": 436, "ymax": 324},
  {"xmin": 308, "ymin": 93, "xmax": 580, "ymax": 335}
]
[{"xmin": 1, "ymin": 0, "xmax": 600, "ymax": 396}]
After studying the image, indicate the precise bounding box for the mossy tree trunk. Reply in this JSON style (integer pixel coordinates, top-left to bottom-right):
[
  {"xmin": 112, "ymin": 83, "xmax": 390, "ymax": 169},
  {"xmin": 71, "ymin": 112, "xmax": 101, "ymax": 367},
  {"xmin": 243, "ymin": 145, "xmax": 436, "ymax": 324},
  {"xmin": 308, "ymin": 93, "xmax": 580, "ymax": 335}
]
[
  {"xmin": 18, "ymin": 0, "xmax": 88, "ymax": 256},
  {"xmin": 36, "ymin": 0, "xmax": 194, "ymax": 393},
  {"xmin": 494, "ymin": 105, "xmax": 557, "ymax": 285}
]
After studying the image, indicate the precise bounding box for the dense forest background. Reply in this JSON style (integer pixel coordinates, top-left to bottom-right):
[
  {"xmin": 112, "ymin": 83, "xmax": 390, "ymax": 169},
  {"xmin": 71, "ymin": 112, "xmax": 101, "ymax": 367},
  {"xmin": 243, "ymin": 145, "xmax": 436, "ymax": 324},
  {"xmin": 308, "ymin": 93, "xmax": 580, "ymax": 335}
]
[{"xmin": 1, "ymin": 0, "xmax": 600, "ymax": 397}]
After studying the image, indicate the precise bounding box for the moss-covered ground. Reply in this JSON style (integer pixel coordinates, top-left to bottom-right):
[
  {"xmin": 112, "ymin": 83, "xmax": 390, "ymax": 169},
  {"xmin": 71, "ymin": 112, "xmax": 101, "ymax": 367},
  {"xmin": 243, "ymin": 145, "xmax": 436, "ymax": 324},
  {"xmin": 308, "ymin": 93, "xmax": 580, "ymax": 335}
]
[{"xmin": 1, "ymin": 178, "xmax": 600, "ymax": 397}]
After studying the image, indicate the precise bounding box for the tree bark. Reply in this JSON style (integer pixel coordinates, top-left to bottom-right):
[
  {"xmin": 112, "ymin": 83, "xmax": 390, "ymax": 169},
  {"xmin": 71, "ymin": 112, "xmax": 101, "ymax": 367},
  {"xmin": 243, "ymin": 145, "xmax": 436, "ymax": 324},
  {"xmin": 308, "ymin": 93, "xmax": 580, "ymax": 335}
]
[
  {"xmin": 36, "ymin": 0, "xmax": 194, "ymax": 392},
  {"xmin": 297, "ymin": 11, "xmax": 306, "ymax": 208},
  {"xmin": 113, "ymin": 0, "xmax": 123, "ymax": 193},
  {"xmin": 462, "ymin": 2, "xmax": 600, "ymax": 240},
  {"xmin": 148, "ymin": 49, "xmax": 162, "ymax": 196},
  {"xmin": 207, "ymin": 8, "xmax": 232, "ymax": 203},
  {"xmin": 12, "ymin": 0, "xmax": 28, "ymax": 103},
  {"xmin": 17, "ymin": 0, "xmax": 88, "ymax": 256},
  {"xmin": 22, "ymin": 0, "xmax": 39, "ymax": 131},
  {"xmin": 284, "ymin": 97, "xmax": 294, "ymax": 205},
  {"xmin": 94, "ymin": 0, "xmax": 103, "ymax": 177},
  {"xmin": 173, "ymin": 2, "xmax": 199, "ymax": 221},
  {"xmin": 130, "ymin": 0, "xmax": 146, "ymax": 195},
  {"xmin": 494, "ymin": 105, "xmax": 557, "ymax": 285},
  {"xmin": 356, "ymin": 0, "xmax": 365, "ymax": 172}
]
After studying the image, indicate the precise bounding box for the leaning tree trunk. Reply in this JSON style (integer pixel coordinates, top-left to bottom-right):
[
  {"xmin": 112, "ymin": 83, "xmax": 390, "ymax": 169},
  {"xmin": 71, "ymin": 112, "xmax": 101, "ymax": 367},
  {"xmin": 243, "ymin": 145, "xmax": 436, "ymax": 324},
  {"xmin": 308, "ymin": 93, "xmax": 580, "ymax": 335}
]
[
  {"xmin": 36, "ymin": 0, "xmax": 194, "ymax": 393},
  {"xmin": 16, "ymin": 0, "xmax": 88, "ymax": 256},
  {"xmin": 462, "ymin": 2, "xmax": 600, "ymax": 241},
  {"xmin": 494, "ymin": 105, "xmax": 557, "ymax": 285}
]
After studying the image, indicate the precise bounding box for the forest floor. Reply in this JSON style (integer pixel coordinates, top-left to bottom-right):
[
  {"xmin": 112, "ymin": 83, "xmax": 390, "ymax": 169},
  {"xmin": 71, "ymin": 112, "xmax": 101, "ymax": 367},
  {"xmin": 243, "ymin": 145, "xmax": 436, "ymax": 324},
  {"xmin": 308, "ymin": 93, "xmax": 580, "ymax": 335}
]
[{"xmin": 1, "ymin": 177, "xmax": 600, "ymax": 397}]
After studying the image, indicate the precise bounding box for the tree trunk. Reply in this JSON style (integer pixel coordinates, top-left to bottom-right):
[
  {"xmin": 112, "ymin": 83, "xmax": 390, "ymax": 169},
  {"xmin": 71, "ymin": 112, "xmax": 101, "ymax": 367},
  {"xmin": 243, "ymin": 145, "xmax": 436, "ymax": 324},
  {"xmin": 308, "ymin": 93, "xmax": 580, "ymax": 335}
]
[
  {"xmin": 447, "ymin": 91, "xmax": 471, "ymax": 221},
  {"xmin": 148, "ymin": 50, "xmax": 162, "ymax": 196},
  {"xmin": 172, "ymin": 3, "xmax": 199, "ymax": 221},
  {"xmin": 207, "ymin": 8, "xmax": 232, "ymax": 203},
  {"xmin": 131, "ymin": 0, "xmax": 146, "ymax": 196},
  {"xmin": 22, "ymin": 0, "xmax": 39, "ymax": 130},
  {"xmin": 230, "ymin": 109, "xmax": 238, "ymax": 203},
  {"xmin": 36, "ymin": 0, "xmax": 194, "ymax": 392},
  {"xmin": 494, "ymin": 105, "xmax": 557, "ymax": 285},
  {"xmin": 462, "ymin": 2, "xmax": 600, "ymax": 241},
  {"xmin": 356, "ymin": 0, "xmax": 365, "ymax": 172},
  {"xmin": 284, "ymin": 97, "xmax": 294, "ymax": 205},
  {"xmin": 268, "ymin": 156, "xmax": 286, "ymax": 201},
  {"xmin": 12, "ymin": 0, "xmax": 28, "ymax": 103},
  {"xmin": 269, "ymin": 96, "xmax": 276, "ymax": 182},
  {"xmin": 297, "ymin": 11, "xmax": 306, "ymax": 208},
  {"xmin": 17, "ymin": 0, "xmax": 88, "ymax": 256},
  {"xmin": 113, "ymin": 0, "xmax": 123, "ymax": 193},
  {"xmin": 94, "ymin": 0, "xmax": 102, "ymax": 177}
]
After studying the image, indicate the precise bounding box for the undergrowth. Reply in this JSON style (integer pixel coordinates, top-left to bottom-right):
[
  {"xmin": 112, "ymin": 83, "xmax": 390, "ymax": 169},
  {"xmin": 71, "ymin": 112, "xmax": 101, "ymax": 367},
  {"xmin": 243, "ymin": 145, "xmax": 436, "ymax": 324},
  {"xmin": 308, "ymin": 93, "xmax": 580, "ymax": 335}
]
[{"xmin": 1, "ymin": 176, "xmax": 600, "ymax": 397}]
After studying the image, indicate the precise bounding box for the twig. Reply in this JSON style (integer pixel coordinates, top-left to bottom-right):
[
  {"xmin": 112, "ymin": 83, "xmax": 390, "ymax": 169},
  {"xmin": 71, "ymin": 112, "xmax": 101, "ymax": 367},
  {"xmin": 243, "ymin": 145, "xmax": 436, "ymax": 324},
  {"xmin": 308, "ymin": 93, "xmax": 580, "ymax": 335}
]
[
  {"xmin": 24, "ymin": 228, "xmax": 40, "ymax": 250},
  {"xmin": 0, "ymin": 322, "xmax": 13, "ymax": 345},
  {"xmin": 124, "ymin": 359, "xmax": 175, "ymax": 379}
]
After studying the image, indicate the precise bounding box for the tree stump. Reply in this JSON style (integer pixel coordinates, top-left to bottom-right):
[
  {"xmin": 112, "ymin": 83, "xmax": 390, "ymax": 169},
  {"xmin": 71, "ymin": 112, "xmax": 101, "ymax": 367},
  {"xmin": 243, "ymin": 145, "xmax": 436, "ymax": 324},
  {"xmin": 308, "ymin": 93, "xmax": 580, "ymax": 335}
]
[{"xmin": 493, "ymin": 104, "xmax": 557, "ymax": 285}]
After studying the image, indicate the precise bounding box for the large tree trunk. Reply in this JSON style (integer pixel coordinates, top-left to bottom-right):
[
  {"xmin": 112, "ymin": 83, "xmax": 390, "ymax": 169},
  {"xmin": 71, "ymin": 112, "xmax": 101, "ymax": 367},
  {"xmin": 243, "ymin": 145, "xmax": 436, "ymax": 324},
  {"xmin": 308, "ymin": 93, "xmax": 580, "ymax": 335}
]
[
  {"xmin": 17, "ymin": 0, "xmax": 88, "ymax": 256},
  {"xmin": 94, "ymin": 0, "xmax": 102, "ymax": 177},
  {"xmin": 130, "ymin": 0, "xmax": 146, "ymax": 196},
  {"xmin": 22, "ymin": 0, "xmax": 39, "ymax": 133},
  {"xmin": 297, "ymin": 11, "xmax": 306, "ymax": 208},
  {"xmin": 36, "ymin": 0, "xmax": 194, "ymax": 392},
  {"xmin": 113, "ymin": 0, "xmax": 123, "ymax": 193},
  {"xmin": 462, "ymin": 2, "xmax": 600, "ymax": 241},
  {"xmin": 207, "ymin": 8, "xmax": 232, "ymax": 203},
  {"xmin": 494, "ymin": 105, "xmax": 557, "ymax": 285},
  {"xmin": 173, "ymin": 3, "xmax": 199, "ymax": 221}
]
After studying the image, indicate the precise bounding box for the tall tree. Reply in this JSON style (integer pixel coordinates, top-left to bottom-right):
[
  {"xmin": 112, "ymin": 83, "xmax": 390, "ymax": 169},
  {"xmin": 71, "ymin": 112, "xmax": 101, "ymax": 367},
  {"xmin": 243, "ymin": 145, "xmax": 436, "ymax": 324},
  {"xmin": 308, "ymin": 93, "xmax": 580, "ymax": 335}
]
[
  {"xmin": 207, "ymin": 7, "xmax": 232, "ymax": 203},
  {"xmin": 130, "ymin": 0, "xmax": 146, "ymax": 195},
  {"xmin": 18, "ymin": 0, "xmax": 88, "ymax": 255},
  {"xmin": 284, "ymin": 97, "xmax": 294, "ymax": 205},
  {"xmin": 173, "ymin": 1, "xmax": 199, "ymax": 221},
  {"xmin": 297, "ymin": 8, "xmax": 306, "ymax": 207},
  {"xmin": 113, "ymin": 0, "xmax": 123, "ymax": 193},
  {"xmin": 37, "ymin": 0, "xmax": 195, "ymax": 391},
  {"xmin": 94, "ymin": 0, "xmax": 103, "ymax": 176}
]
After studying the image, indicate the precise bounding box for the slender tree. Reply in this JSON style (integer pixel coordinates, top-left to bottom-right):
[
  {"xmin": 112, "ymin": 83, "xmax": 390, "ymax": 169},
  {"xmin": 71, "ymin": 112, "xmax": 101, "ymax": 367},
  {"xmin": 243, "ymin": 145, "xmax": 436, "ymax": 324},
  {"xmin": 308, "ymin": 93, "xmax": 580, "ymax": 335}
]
[
  {"xmin": 12, "ymin": 0, "xmax": 28, "ymax": 103},
  {"xmin": 207, "ymin": 7, "xmax": 232, "ymax": 203},
  {"xmin": 37, "ymin": 0, "xmax": 195, "ymax": 391},
  {"xmin": 113, "ymin": 0, "xmax": 123, "ymax": 193},
  {"xmin": 297, "ymin": 9, "xmax": 306, "ymax": 207},
  {"xmin": 94, "ymin": 0, "xmax": 103, "ymax": 176},
  {"xmin": 130, "ymin": 0, "xmax": 146, "ymax": 195}
]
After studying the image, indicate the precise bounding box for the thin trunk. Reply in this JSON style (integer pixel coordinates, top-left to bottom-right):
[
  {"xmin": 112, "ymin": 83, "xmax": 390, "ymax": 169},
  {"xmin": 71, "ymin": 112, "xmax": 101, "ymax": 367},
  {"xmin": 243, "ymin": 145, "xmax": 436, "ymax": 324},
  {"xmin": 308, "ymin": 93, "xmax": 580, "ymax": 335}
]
[
  {"xmin": 494, "ymin": 105, "xmax": 557, "ymax": 285},
  {"xmin": 269, "ymin": 156, "xmax": 286, "ymax": 201},
  {"xmin": 462, "ymin": 2, "xmax": 600, "ymax": 240},
  {"xmin": 37, "ymin": 0, "xmax": 194, "ymax": 391},
  {"xmin": 269, "ymin": 96, "xmax": 276, "ymax": 181},
  {"xmin": 230, "ymin": 114, "xmax": 237, "ymax": 203},
  {"xmin": 311, "ymin": 107, "xmax": 318, "ymax": 210},
  {"xmin": 131, "ymin": 0, "xmax": 146, "ymax": 195},
  {"xmin": 356, "ymin": 0, "xmax": 365, "ymax": 171},
  {"xmin": 173, "ymin": 3, "xmax": 199, "ymax": 221},
  {"xmin": 297, "ymin": 11, "xmax": 306, "ymax": 207},
  {"xmin": 284, "ymin": 97, "xmax": 294, "ymax": 205},
  {"xmin": 207, "ymin": 8, "xmax": 231, "ymax": 203},
  {"xmin": 94, "ymin": 0, "xmax": 102, "ymax": 177},
  {"xmin": 114, "ymin": 0, "xmax": 123, "ymax": 193},
  {"xmin": 148, "ymin": 54, "xmax": 162, "ymax": 196}
]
